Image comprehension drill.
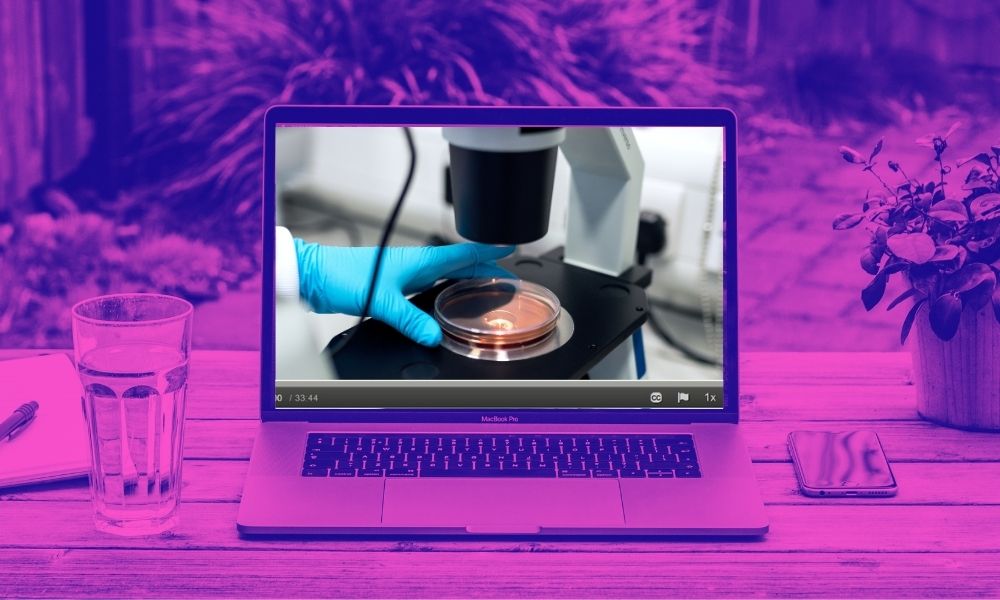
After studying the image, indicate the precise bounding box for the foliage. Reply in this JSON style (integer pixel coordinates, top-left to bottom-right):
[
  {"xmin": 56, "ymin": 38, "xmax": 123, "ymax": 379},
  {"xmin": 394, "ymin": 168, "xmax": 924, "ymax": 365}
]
[
  {"xmin": 123, "ymin": 235, "xmax": 225, "ymax": 301},
  {"xmin": 130, "ymin": 0, "xmax": 740, "ymax": 246},
  {"xmin": 834, "ymin": 123, "xmax": 1000, "ymax": 343},
  {"xmin": 0, "ymin": 210, "xmax": 228, "ymax": 348},
  {"xmin": 779, "ymin": 50, "xmax": 957, "ymax": 129}
]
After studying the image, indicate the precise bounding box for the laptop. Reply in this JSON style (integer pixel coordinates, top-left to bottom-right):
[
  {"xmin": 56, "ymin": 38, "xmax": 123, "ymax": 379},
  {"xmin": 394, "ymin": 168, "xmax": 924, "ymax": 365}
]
[{"xmin": 237, "ymin": 106, "xmax": 768, "ymax": 536}]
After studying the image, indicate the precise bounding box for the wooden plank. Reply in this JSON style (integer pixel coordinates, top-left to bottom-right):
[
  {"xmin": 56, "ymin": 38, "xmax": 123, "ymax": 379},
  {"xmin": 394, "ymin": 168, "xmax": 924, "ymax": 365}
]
[
  {"xmin": 740, "ymin": 384, "xmax": 919, "ymax": 421},
  {"xmin": 183, "ymin": 420, "xmax": 257, "ymax": 459},
  {"xmin": 753, "ymin": 462, "xmax": 1000, "ymax": 505},
  {"xmin": 0, "ymin": 549, "xmax": 997, "ymax": 598},
  {"xmin": 2, "ymin": 502, "xmax": 1000, "ymax": 553},
  {"xmin": 176, "ymin": 419, "xmax": 1000, "ymax": 463},
  {"xmin": 0, "ymin": 460, "xmax": 249, "ymax": 504},
  {"xmin": 0, "ymin": 350, "xmax": 260, "ymax": 420},
  {"xmin": 741, "ymin": 420, "xmax": 1000, "ymax": 463},
  {"xmin": 739, "ymin": 352, "xmax": 912, "ymax": 386},
  {"xmin": 5, "ymin": 461, "xmax": 1000, "ymax": 506}
]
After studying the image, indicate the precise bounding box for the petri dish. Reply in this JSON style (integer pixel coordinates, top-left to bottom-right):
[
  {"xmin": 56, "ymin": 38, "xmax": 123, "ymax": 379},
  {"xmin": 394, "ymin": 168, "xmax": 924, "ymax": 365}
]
[{"xmin": 434, "ymin": 279, "xmax": 561, "ymax": 349}]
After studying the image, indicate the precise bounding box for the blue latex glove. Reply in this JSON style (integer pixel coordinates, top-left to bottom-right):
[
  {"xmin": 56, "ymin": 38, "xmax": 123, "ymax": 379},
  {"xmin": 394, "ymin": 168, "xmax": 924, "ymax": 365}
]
[{"xmin": 295, "ymin": 240, "xmax": 516, "ymax": 347}]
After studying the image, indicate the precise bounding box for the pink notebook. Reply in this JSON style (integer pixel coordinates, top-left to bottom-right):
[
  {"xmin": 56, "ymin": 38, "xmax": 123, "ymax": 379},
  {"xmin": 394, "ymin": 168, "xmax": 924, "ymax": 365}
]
[{"xmin": 0, "ymin": 354, "xmax": 90, "ymax": 488}]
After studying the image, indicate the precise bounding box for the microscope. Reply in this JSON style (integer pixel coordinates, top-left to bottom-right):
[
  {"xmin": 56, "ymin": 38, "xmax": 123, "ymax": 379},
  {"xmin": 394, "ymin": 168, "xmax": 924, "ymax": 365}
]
[{"xmin": 330, "ymin": 126, "xmax": 651, "ymax": 381}]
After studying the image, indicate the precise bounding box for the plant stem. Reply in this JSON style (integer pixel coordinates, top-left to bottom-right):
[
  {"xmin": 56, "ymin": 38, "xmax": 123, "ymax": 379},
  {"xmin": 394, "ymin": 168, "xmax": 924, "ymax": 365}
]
[
  {"xmin": 867, "ymin": 166, "xmax": 898, "ymax": 200},
  {"xmin": 896, "ymin": 164, "xmax": 917, "ymax": 187}
]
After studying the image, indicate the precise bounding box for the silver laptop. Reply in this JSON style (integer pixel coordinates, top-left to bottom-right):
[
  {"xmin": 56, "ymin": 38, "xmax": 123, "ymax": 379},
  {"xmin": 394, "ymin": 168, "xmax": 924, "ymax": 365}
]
[{"xmin": 237, "ymin": 106, "xmax": 768, "ymax": 536}]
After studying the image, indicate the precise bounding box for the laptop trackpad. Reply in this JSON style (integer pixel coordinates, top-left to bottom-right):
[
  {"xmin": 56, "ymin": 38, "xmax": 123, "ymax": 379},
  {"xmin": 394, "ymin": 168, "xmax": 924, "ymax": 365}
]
[{"xmin": 382, "ymin": 479, "xmax": 624, "ymax": 531}]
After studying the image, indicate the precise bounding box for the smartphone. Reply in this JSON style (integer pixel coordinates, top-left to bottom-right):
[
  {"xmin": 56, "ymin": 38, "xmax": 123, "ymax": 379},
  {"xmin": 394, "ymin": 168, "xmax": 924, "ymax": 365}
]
[{"xmin": 788, "ymin": 430, "xmax": 898, "ymax": 497}]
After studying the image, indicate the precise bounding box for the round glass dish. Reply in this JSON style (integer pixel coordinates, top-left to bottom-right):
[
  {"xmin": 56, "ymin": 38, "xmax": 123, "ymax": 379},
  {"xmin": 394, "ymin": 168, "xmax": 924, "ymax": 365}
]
[{"xmin": 434, "ymin": 279, "xmax": 561, "ymax": 349}]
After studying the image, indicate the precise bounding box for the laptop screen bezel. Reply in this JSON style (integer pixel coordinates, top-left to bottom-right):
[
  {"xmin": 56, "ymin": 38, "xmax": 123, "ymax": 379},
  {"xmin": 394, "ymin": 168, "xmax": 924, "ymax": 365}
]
[{"xmin": 261, "ymin": 106, "xmax": 738, "ymax": 424}]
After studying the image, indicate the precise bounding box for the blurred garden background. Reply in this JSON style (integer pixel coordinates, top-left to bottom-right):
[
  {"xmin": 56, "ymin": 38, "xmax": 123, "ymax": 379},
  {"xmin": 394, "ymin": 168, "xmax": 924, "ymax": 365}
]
[{"xmin": 1, "ymin": 0, "xmax": 998, "ymax": 351}]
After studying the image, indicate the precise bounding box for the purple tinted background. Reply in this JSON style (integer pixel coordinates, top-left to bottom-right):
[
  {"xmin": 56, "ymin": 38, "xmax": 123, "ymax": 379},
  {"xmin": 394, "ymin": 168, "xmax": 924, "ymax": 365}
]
[{"xmin": 1, "ymin": 0, "xmax": 998, "ymax": 352}]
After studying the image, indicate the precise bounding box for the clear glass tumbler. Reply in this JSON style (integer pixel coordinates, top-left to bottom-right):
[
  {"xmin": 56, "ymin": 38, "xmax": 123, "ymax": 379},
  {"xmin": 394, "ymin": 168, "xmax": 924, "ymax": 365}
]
[{"xmin": 71, "ymin": 294, "xmax": 193, "ymax": 535}]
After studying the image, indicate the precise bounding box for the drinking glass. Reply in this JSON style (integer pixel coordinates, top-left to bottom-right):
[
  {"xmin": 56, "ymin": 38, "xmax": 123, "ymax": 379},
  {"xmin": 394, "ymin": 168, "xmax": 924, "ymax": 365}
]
[{"xmin": 71, "ymin": 294, "xmax": 193, "ymax": 535}]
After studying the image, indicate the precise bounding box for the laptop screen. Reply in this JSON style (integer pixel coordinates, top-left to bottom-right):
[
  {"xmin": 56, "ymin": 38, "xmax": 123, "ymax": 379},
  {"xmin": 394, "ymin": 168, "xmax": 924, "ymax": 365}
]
[{"xmin": 272, "ymin": 122, "xmax": 726, "ymax": 414}]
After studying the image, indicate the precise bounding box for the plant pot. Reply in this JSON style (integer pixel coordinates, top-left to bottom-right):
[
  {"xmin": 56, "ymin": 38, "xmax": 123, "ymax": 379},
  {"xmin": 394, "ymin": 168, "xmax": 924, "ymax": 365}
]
[{"xmin": 912, "ymin": 302, "xmax": 1000, "ymax": 431}]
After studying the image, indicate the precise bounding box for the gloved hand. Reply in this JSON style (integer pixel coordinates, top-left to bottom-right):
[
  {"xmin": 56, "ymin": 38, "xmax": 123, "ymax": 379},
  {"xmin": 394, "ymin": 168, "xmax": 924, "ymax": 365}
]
[{"xmin": 295, "ymin": 240, "xmax": 515, "ymax": 347}]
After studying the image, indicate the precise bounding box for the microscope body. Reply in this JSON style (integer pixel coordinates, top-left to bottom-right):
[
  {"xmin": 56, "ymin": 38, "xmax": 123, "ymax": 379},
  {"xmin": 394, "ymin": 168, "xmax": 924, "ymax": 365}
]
[{"xmin": 443, "ymin": 126, "xmax": 647, "ymax": 379}]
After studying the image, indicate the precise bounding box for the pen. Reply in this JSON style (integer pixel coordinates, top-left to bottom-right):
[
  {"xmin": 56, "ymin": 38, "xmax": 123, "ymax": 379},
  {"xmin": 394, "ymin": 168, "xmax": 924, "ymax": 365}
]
[{"xmin": 0, "ymin": 401, "xmax": 39, "ymax": 441}]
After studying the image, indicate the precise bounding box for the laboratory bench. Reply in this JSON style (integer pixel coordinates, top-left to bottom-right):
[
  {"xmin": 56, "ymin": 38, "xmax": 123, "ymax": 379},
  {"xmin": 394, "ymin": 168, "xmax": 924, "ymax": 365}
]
[{"xmin": 1, "ymin": 349, "xmax": 998, "ymax": 597}]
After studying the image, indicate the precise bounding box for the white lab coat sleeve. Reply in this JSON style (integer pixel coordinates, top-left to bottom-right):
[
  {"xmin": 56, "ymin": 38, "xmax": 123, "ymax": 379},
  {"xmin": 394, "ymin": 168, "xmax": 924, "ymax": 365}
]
[{"xmin": 274, "ymin": 226, "xmax": 300, "ymax": 300}]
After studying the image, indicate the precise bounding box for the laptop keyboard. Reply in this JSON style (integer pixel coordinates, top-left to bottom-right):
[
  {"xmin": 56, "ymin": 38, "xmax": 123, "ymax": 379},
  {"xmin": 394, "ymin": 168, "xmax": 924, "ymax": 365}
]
[{"xmin": 301, "ymin": 434, "xmax": 700, "ymax": 479}]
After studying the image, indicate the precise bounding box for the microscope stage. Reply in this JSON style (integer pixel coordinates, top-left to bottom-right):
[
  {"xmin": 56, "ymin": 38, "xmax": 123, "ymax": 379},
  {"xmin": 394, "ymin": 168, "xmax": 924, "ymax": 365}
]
[{"xmin": 328, "ymin": 255, "xmax": 649, "ymax": 380}]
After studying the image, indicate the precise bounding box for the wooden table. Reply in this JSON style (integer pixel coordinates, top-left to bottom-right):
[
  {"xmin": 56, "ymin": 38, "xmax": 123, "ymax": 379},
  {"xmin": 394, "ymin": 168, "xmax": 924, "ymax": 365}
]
[{"xmin": 2, "ymin": 350, "xmax": 999, "ymax": 598}]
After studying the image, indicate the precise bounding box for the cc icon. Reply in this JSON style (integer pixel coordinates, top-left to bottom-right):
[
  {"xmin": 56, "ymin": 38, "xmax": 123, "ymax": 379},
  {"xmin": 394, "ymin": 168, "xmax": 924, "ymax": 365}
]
[{"xmin": 650, "ymin": 392, "xmax": 663, "ymax": 404}]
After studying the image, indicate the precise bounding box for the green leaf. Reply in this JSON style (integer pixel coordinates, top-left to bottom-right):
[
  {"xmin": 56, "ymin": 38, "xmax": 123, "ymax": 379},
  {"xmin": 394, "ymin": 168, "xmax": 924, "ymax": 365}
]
[
  {"xmin": 948, "ymin": 263, "xmax": 996, "ymax": 309},
  {"xmin": 862, "ymin": 271, "xmax": 888, "ymax": 311},
  {"xmin": 833, "ymin": 213, "xmax": 865, "ymax": 230},
  {"xmin": 930, "ymin": 293, "xmax": 962, "ymax": 341},
  {"xmin": 887, "ymin": 232, "xmax": 936, "ymax": 264},
  {"xmin": 958, "ymin": 152, "xmax": 992, "ymax": 168},
  {"xmin": 968, "ymin": 236, "xmax": 998, "ymax": 253},
  {"xmin": 964, "ymin": 180, "xmax": 992, "ymax": 192},
  {"xmin": 910, "ymin": 269, "xmax": 940, "ymax": 297},
  {"xmin": 886, "ymin": 287, "xmax": 918, "ymax": 311},
  {"xmin": 929, "ymin": 244, "xmax": 961, "ymax": 262},
  {"xmin": 993, "ymin": 284, "xmax": 1000, "ymax": 324},
  {"xmin": 839, "ymin": 146, "xmax": 866, "ymax": 164},
  {"xmin": 928, "ymin": 210, "xmax": 968, "ymax": 223},
  {"xmin": 932, "ymin": 199, "xmax": 967, "ymax": 213},
  {"xmin": 860, "ymin": 250, "xmax": 880, "ymax": 275},
  {"xmin": 971, "ymin": 194, "xmax": 1000, "ymax": 219},
  {"xmin": 900, "ymin": 298, "xmax": 926, "ymax": 344},
  {"xmin": 870, "ymin": 137, "xmax": 884, "ymax": 162}
]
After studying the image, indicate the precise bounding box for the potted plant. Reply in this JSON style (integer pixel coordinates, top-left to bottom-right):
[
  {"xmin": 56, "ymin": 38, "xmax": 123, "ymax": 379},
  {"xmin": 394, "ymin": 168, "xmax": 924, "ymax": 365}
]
[{"xmin": 834, "ymin": 124, "xmax": 1000, "ymax": 430}]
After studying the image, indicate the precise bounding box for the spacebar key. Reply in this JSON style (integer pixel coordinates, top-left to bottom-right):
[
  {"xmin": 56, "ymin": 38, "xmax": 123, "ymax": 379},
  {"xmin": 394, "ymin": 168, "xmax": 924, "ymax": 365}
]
[{"xmin": 420, "ymin": 468, "xmax": 468, "ymax": 477}]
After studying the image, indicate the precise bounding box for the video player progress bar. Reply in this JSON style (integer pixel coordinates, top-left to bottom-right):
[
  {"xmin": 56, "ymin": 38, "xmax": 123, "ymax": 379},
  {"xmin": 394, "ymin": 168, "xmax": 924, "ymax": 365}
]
[{"xmin": 275, "ymin": 386, "xmax": 724, "ymax": 409}]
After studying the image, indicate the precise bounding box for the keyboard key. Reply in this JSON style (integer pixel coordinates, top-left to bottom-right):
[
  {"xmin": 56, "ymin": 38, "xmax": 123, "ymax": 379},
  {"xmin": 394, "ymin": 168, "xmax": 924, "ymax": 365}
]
[
  {"xmin": 593, "ymin": 469, "xmax": 619, "ymax": 478},
  {"xmin": 501, "ymin": 469, "xmax": 555, "ymax": 478},
  {"xmin": 646, "ymin": 470, "xmax": 676, "ymax": 478},
  {"xmin": 421, "ymin": 469, "xmax": 471, "ymax": 477},
  {"xmin": 329, "ymin": 468, "xmax": 356, "ymax": 477},
  {"xmin": 358, "ymin": 468, "xmax": 384, "ymax": 477},
  {"xmin": 558, "ymin": 469, "xmax": 591, "ymax": 478},
  {"xmin": 301, "ymin": 468, "xmax": 328, "ymax": 477},
  {"xmin": 646, "ymin": 460, "xmax": 680, "ymax": 471},
  {"xmin": 386, "ymin": 468, "xmax": 417, "ymax": 478},
  {"xmin": 676, "ymin": 469, "xmax": 701, "ymax": 478},
  {"xmin": 620, "ymin": 469, "xmax": 646, "ymax": 478},
  {"xmin": 303, "ymin": 461, "xmax": 335, "ymax": 470}
]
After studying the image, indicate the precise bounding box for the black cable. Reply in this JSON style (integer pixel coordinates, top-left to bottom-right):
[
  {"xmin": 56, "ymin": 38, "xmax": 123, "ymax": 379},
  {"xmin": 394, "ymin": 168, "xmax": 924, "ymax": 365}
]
[
  {"xmin": 645, "ymin": 304, "xmax": 721, "ymax": 367},
  {"xmin": 648, "ymin": 297, "xmax": 707, "ymax": 319},
  {"xmin": 327, "ymin": 127, "xmax": 416, "ymax": 357},
  {"xmin": 635, "ymin": 252, "xmax": 721, "ymax": 367}
]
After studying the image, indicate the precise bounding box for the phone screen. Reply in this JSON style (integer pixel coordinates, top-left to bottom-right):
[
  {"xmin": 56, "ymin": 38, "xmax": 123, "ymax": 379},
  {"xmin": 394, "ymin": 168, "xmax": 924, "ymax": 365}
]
[{"xmin": 789, "ymin": 430, "xmax": 895, "ymax": 489}]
